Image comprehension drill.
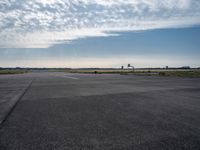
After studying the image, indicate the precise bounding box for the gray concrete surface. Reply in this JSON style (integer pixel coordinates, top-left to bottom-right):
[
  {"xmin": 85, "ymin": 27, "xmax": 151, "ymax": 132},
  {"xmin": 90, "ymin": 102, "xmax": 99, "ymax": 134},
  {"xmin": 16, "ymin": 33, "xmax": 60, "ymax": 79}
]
[
  {"xmin": 0, "ymin": 74, "xmax": 33, "ymax": 124},
  {"xmin": 0, "ymin": 72, "xmax": 200, "ymax": 150}
]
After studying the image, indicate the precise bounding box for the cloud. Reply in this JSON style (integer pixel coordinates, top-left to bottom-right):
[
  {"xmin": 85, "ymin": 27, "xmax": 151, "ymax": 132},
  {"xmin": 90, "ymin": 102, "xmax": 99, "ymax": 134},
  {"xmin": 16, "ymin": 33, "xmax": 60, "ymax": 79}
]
[{"xmin": 0, "ymin": 0, "xmax": 200, "ymax": 48}]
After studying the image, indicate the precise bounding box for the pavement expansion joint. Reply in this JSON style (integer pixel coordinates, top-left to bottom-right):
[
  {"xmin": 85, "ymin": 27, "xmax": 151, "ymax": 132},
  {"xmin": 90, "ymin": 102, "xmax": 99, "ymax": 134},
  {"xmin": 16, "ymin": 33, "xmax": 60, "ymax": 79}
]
[{"xmin": 0, "ymin": 79, "xmax": 35, "ymax": 128}]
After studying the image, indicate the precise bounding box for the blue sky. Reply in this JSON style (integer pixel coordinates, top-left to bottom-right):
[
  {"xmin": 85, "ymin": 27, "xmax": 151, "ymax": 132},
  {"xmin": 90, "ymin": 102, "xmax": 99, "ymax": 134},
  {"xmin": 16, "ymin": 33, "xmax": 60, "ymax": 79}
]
[{"xmin": 0, "ymin": 0, "xmax": 200, "ymax": 68}]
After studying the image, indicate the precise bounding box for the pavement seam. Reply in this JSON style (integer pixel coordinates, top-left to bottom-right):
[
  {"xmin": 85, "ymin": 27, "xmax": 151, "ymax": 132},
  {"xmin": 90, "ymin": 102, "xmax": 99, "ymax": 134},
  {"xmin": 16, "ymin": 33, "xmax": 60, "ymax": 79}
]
[{"xmin": 0, "ymin": 78, "xmax": 34, "ymax": 128}]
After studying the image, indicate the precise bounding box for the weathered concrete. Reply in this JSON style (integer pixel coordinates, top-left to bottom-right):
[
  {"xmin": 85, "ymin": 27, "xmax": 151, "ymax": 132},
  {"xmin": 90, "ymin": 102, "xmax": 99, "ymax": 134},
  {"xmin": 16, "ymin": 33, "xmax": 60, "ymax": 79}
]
[
  {"xmin": 0, "ymin": 74, "xmax": 33, "ymax": 124},
  {"xmin": 0, "ymin": 72, "xmax": 200, "ymax": 150}
]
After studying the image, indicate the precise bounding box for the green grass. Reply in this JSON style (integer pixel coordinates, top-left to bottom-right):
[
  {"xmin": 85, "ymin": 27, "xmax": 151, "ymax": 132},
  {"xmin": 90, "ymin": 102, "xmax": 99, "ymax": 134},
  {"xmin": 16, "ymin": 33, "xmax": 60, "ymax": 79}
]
[
  {"xmin": 68, "ymin": 69, "xmax": 200, "ymax": 78},
  {"xmin": 68, "ymin": 69, "xmax": 160, "ymax": 75},
  {"xmin": 68, "ymin": 69, "xmax": 136, "ymax": 74},
  {"xmin": 158, "ymin": 71, "xmax": 200, "ymax": 77},
  {"xmin": 0, "ymin": 70, "xmax": 28, "ymax": 75}
]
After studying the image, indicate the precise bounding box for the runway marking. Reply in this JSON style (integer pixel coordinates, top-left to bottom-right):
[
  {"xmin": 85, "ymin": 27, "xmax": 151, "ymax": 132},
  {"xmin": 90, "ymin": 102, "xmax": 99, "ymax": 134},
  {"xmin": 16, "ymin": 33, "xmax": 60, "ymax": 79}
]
[{"xmin": 64, "ymin": 76, "xmax": 79, "ymax": 80}]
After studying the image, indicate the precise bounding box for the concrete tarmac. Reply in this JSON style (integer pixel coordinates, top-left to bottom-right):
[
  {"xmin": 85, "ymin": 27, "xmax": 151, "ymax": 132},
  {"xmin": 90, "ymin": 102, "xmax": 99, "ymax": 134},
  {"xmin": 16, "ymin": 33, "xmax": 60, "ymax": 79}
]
[{"xmin": 0, "ymin": 72, "xmax": 200, "ymax": 150}]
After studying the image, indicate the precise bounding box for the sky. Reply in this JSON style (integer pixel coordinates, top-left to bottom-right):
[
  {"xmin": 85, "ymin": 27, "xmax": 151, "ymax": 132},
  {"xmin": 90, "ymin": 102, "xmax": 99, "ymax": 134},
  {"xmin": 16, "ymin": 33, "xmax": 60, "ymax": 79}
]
[{"xmin": 0, "ymin": 0, "xmax": 200, "ymax": 68}]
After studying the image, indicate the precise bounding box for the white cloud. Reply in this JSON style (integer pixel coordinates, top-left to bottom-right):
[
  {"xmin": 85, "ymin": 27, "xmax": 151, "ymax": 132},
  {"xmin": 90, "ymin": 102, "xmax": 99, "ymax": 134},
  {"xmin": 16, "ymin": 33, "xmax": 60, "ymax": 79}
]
[{"xmin": 0, "ymin": 0, "xmax": 200, "ymax": 48}]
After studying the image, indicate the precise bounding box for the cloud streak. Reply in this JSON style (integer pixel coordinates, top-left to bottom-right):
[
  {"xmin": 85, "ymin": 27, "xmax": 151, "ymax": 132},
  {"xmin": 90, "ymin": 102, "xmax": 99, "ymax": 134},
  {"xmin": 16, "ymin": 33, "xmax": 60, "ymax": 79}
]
[{"xmin": 0, "ymin": 0, "xmax": 200, "ymax": 48}]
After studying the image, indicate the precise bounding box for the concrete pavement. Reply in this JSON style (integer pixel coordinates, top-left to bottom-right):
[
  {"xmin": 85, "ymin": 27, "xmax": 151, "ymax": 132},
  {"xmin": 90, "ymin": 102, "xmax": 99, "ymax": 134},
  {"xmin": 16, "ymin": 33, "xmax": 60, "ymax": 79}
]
[{"xmin": 0, "ymin": 72, "xmax": 200, "ymax": 150}]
